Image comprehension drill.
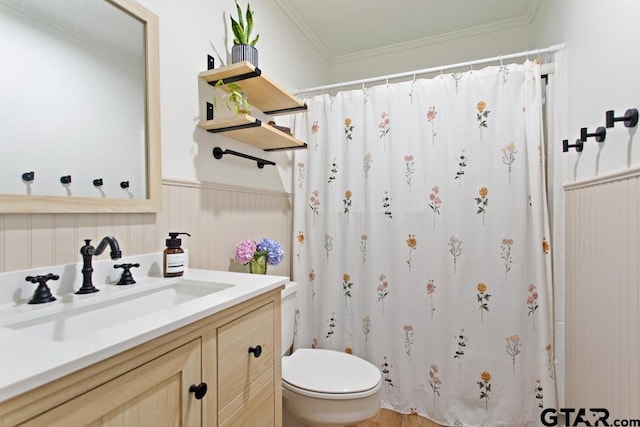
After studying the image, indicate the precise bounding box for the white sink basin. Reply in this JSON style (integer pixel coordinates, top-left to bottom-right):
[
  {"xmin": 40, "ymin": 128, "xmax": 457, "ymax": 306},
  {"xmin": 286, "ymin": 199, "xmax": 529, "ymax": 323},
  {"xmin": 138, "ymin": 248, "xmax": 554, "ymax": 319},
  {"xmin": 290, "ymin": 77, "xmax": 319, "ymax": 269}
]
[{"xmin": 6, "ymin": 279, "xmax": 232, "ymax": 342}]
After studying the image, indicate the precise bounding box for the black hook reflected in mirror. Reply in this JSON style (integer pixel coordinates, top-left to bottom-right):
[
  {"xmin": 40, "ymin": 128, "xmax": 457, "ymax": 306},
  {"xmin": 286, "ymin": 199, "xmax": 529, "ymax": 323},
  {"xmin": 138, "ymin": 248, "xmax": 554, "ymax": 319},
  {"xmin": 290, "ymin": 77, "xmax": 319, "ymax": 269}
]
[
  {"xmin": 120, "ymin": 181, "xmax": 130, "ymax": 189},
  {"xmin": 60, "ymin": 175, "xmax": 72, "ymax": 185},
  {"xmin": 22, "ymin": 171, "xmax": 34, "ymax": 182},
  {"xmin": 93, "ymin": 178, "xmax": 104, "ymax": 187}
]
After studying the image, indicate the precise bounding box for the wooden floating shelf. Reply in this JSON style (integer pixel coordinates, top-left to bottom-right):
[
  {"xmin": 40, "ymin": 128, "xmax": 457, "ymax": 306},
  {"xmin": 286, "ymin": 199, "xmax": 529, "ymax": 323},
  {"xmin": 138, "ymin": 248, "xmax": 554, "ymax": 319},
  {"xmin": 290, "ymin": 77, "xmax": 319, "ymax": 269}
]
[
  {"xmin": 198, "ymin": 114, "xmax": 307, "ymax": 151},
  {"xmin": 199, "ymin": 62, "xmax": 307, "ymax": 116}
]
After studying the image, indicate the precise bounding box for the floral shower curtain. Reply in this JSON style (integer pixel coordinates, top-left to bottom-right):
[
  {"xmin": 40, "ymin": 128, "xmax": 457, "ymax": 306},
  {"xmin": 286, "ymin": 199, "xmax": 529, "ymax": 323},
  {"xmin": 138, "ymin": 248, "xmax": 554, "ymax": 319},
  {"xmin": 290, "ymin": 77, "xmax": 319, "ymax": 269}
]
[{"xmin": 290, "ymin": 61, "xmax": 557, "ymax": 426}]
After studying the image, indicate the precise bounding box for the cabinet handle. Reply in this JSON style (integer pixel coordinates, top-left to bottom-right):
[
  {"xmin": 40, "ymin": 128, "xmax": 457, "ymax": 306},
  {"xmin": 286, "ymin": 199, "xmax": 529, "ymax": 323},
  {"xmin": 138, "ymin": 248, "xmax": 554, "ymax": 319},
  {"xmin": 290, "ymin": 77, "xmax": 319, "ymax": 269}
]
[
  {"xmin": 189, "ymin": 382, "xmax": 208, "ymax": 399},
  {"xmin": 248, "ymin": 345, "xmax": 262, "ymax": 358}
]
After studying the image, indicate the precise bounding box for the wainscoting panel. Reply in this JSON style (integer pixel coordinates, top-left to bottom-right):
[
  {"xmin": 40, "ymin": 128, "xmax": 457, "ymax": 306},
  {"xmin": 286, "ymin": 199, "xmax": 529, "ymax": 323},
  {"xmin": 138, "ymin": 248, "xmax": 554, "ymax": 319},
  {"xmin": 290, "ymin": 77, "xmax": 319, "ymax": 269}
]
[
  {"xmin": 0, "ymin": 179, "xmax": 292, "ymax": 278},
  {"xmin": 564, "ymin": 169, "xmax": 640, "ymax": 417}
]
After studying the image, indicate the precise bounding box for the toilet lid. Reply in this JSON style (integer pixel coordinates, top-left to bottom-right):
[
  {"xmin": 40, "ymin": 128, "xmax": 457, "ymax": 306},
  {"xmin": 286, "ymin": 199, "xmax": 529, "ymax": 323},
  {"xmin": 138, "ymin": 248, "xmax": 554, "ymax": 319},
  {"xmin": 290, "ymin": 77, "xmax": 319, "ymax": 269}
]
[{"xmin": 282, "ymin": 348, "xmax": 381, "ymax": 394}]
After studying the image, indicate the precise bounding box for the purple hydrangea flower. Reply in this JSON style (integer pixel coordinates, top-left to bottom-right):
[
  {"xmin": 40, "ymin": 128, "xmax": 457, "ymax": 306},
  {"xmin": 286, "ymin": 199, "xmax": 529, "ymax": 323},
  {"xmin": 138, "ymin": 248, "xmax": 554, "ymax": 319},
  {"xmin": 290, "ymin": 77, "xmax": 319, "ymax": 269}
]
[{"xmin": 256, "ymin": 238, "xmax": 285, "ymax": 266}]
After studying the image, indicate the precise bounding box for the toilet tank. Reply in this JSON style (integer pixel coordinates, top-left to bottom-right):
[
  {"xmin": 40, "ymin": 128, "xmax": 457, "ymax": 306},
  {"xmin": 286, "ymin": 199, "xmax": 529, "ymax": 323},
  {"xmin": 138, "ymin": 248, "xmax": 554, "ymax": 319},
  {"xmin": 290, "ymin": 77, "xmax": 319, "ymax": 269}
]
[{"xmin": 281, "ymin": 282, "xmax": 298, "ymax": 355}]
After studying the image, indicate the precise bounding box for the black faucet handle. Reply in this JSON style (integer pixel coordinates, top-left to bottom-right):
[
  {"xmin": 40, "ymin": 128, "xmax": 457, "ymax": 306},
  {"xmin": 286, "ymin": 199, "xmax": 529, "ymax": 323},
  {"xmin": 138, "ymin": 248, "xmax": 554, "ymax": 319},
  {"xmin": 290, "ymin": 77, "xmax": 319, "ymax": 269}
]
[
  {"xmin": 114, "ymin": 263, "xmax": 140, "ymax": 286},
  {"xmin": 25, "ymin": 274, "xmax": 59, "ymax": 304}
]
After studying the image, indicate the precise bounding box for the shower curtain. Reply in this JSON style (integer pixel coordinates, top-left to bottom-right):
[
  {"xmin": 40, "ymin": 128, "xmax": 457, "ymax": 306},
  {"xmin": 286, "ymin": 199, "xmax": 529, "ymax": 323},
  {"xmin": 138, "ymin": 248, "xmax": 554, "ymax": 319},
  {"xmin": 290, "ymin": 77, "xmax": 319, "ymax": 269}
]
[{"xmin": 290, "ymin": 61, "xmax": 557, "ymax": 426}]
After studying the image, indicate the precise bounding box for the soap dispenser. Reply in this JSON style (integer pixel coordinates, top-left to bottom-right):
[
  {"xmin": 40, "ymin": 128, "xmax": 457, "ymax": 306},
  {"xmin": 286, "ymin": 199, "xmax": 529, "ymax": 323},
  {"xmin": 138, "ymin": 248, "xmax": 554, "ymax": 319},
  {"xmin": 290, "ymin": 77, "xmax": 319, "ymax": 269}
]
[{"xmin": 163, "ymin": 232, "xmax": 191, "ymax": 277}]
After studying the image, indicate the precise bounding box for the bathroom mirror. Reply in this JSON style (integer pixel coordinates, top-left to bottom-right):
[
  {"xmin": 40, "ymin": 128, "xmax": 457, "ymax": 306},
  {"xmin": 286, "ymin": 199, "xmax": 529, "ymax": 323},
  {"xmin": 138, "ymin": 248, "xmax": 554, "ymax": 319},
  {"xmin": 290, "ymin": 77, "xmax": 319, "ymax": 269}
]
[{"xmin": 0, "ymin": 0, "xmax": 161, "ymax": 213}]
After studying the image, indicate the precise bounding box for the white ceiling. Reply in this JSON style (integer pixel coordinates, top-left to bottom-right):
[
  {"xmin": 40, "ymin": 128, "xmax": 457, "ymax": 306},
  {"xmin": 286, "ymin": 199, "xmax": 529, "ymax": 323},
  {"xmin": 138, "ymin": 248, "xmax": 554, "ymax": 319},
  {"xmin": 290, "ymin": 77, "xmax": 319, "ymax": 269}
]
[{"xmin": 274, "ymin": 0, "xmax": 540, "ymax": 63}]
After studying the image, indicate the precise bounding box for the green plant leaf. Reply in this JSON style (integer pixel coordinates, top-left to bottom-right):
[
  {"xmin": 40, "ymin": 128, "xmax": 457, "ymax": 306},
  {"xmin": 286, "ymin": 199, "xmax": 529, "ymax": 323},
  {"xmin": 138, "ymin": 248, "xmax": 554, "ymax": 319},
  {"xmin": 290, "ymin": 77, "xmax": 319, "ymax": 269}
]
[
  {"xmin": 230, "ymin": 16, "xmax": 246, "ymax": 44},
  {"xmin": 245, "ymin": 3, "xmax": 253, "ymax": 42},
  {"xmin": 235, "ymin": 1, "xmax": 244, "ymax": 34},
  {"xmin": 250, "ymin": 34, "xmax": 259, "ymax": 46}
]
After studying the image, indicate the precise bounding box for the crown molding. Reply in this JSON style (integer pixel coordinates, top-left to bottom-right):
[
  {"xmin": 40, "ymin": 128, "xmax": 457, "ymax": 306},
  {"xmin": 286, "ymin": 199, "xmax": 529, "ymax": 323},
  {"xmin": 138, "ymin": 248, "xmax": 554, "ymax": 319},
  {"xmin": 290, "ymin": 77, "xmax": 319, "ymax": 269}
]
[
  {"xmin": 273, "ymin": 0, "xmax": 332, "ymax": 64},
  {"xmin": 275, "ymin": 0, "xmax": 541, "ymax": 66}
]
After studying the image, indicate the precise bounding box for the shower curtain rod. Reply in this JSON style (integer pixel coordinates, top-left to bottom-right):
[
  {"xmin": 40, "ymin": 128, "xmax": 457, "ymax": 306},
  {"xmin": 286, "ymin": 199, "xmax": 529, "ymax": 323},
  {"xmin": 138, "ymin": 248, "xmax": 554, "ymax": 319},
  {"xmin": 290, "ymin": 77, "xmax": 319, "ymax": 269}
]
[{"xmin": 292, "ymin": 43, "xmax": 565, "ymax": 95}]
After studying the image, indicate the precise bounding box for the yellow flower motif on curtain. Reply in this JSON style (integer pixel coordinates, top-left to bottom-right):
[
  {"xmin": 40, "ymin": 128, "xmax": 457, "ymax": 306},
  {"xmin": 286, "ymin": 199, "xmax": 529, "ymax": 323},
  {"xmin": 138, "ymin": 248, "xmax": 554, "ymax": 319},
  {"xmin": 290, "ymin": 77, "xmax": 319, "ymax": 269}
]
[
  {"xmin": 476, "ymin": 100, "xmax": 490, "ymax": 140},
  {"xmin": 296, "ymin": 231, "xmax": 305, "ymax": 262},
  {"xmin": 476, "ymin": 282, "xmax": 491, "ymax": 322},
  {"xmin": 344, "ymin": 117, "xmax": 354, "ymax": 148},
  {"xmin": 475, "ymin": 187, "xmax": 489, "ymax": 225},
  {"xmin": 406, "ymin": 234, "xmax": 417, "ymax": 272},
  {"xmin": 342, "ymin": 271, "xmax": 353, "ymax": 305},
  {"xmin": 345, "ymin": 346, "xmax": 353, "ymax": 354},
  {"xmin": 477, "ymin": 371, "xmax": 492, "ymax": 411},
  {"xmin": 343, "ymin": 190, "xmax": 352, "ymax": 223},
  {"xmin": 505, "ymin": 335, "xmax": 522, "ymax": 374},
  {"xmin": 542, "ymin": 237, "xmax": 550, "ymax": 254},
  {"xmin": 501, "ymin": 142, "xmax": 517, "ymax": 183}
]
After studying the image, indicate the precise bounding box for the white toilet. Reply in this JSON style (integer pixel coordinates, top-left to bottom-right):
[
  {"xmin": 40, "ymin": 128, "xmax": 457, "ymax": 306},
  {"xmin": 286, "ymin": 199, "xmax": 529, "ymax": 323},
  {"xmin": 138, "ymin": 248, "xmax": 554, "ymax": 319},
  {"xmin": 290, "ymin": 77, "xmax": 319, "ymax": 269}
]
[{"xmin": 281, "ymin": 282, "xmax": 382, "ymax": 426}]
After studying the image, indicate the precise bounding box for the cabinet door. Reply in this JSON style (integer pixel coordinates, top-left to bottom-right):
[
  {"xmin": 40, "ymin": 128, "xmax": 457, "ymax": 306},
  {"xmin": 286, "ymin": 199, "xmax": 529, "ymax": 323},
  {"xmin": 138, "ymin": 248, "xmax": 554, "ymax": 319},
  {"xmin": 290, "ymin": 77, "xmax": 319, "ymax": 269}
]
[
  {"xmin": 20, "ymin": 339, "xmax": 203, "ymax": 427},
  {"xmin": 217, "ymin": 302, "xmax": 275, "ymax": 424}
]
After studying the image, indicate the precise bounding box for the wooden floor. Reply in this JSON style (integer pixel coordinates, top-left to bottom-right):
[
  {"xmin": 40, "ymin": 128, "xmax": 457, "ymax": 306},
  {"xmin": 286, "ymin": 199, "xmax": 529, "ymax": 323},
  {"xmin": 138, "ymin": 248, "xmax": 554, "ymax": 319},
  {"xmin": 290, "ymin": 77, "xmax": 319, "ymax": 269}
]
[{"xmin": 354, "ymin": 409, "xmax": 444, "ymax": 427}]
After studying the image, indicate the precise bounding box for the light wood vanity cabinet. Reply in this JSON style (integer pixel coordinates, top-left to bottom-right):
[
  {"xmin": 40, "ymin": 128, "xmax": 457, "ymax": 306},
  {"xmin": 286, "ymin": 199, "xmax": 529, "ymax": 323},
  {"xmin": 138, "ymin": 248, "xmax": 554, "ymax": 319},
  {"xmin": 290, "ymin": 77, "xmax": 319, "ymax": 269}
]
[{"xmin": 0, "ymin": 288, "xmax": 282, "ymax": 427}]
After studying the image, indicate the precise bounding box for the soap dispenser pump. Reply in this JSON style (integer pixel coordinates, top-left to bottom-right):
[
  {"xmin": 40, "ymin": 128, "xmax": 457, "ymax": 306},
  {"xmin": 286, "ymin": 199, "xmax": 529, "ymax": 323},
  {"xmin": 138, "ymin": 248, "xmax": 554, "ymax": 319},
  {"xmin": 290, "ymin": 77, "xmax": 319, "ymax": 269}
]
[{"xmin": 163, "ymin": 232, "xmax": 191, "ymax": 277}]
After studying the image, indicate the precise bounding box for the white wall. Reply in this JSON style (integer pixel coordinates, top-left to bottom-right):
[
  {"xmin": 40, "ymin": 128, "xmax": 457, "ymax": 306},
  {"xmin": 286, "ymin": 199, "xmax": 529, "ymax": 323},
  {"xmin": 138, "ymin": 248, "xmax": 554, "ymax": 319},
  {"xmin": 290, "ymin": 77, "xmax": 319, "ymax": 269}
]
[{"xmin": 134, "ymin": 0, "xmax": 330, "ymax": 192}]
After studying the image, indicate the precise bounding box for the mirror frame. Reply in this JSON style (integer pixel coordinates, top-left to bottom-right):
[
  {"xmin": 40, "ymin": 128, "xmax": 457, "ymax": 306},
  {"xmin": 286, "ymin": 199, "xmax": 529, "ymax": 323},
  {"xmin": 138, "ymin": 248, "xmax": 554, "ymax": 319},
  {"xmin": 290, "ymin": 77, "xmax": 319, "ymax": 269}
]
[{"xmin": 0, "ymin": 0, "xmax": 162, "ymax": 213}]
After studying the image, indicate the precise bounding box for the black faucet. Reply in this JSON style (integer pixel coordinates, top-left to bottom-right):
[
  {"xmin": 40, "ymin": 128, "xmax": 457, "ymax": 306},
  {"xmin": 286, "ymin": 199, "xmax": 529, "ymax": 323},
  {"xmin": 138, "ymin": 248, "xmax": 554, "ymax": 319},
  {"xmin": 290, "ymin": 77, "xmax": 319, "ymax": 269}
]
[{"xmin": 76, "ymin": 236, "xmax": 122, "ymax": 294}]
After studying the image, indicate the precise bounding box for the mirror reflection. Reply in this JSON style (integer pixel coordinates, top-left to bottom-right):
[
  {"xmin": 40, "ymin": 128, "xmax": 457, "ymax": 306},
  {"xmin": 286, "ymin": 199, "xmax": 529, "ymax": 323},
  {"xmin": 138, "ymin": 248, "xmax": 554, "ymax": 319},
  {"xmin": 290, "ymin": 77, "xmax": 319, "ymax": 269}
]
[{"xmin": 0, "ymin": 0, "xmax": 148, "ymax": 200}]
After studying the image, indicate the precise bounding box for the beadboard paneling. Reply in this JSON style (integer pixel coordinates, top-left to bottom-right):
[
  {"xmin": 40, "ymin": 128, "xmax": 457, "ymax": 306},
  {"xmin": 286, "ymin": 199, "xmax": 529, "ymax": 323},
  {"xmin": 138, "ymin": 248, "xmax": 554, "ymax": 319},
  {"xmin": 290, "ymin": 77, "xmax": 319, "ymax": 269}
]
[
  {"xmin": 0, "ymin": 180, "xmax": 292, "ymax": 278},
  {"xmin": 565, "ymin": 171, "xmax": 640, "ymax": 417}
]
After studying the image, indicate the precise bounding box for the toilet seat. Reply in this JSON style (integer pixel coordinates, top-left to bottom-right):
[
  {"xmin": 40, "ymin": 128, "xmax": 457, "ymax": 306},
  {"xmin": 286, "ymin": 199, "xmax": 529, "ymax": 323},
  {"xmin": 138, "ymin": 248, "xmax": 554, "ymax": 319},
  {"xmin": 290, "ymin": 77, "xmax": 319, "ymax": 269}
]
[{"xmin": 282, "ymin": 348, "xmax": 382, "ymax": 400}]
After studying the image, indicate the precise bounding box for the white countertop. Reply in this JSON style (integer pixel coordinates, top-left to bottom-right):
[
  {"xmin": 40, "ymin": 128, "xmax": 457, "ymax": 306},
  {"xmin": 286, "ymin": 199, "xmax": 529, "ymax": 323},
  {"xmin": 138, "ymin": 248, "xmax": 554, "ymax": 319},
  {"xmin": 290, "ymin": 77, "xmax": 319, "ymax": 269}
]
[{"xmin": 0, "ymin": 266, "xmax": 288, "ymax": 403}]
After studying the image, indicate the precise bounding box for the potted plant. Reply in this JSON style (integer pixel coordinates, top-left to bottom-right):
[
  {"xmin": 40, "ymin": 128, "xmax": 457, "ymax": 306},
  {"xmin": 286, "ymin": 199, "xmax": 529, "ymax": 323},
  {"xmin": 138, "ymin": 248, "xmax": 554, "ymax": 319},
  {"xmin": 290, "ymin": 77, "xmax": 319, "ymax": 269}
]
[
  {"xmin": 230, "ymin": 1, "xmax": 259, "ymax": 67},
  {"xmin": 212, "ymin": 80, "xmax": 251, "ymax": 115}
]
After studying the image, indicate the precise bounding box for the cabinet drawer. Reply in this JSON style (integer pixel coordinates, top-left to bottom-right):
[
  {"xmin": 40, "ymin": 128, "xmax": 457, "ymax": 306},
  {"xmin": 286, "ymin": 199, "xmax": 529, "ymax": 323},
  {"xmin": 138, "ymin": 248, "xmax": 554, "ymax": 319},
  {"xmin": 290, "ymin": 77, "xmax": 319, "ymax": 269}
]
[{"xmin": 217, "ymin": 302, "xmax": 275, "ymax": 413}]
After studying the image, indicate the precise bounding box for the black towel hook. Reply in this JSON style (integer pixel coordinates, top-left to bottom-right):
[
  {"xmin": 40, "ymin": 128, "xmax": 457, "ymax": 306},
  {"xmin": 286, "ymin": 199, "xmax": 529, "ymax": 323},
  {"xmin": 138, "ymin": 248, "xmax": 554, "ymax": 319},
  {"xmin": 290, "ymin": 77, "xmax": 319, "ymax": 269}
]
[{"xmin": 605, "ymin": 108, "xmax": 638, "ymax": 128}]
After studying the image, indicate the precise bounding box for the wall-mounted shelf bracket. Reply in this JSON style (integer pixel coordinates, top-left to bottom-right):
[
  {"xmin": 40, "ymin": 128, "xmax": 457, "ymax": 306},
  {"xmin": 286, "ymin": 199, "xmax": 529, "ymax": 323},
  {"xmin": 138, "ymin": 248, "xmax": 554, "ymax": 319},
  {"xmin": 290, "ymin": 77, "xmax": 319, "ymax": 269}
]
[
  {"xmin": 213, "ymin": 147, "xmax": 275, "ymax": 169},
  {"xmin": 206, "ymin": 55, "xmax": 261, "ymax": 84},
  {"xmin": 205, "ymin": 103, "xmax": 262, "ymax": 133}
]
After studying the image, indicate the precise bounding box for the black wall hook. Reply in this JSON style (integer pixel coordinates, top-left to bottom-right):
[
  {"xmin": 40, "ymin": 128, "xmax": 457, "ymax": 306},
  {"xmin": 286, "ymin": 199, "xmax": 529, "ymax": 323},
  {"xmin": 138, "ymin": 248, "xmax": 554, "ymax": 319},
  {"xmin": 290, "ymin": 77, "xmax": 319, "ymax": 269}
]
[
  {"xmin": 120, "ymin": 181, "xmax": 130, "ymax": 189},
  {"xmin": 60, "ymin": 175, "xmax": 72, "ymax": 185},
  {"xmin": 563, "ymin": 139, "xmax": 584, "ymax": 153},
  {"xmin": 93, "ymin": 178, "xmax": 103, "ymax": 187},
  {"xmin": 605, "ymin": 108, "xmax": 639, "ymax": 128},
  {"xmin": 580, "ymin": 126, "xmax": 606, "ymax": 143},
  {"xmin": 22, "ymin": 171, "xmax": 34, "ymax": 182}
]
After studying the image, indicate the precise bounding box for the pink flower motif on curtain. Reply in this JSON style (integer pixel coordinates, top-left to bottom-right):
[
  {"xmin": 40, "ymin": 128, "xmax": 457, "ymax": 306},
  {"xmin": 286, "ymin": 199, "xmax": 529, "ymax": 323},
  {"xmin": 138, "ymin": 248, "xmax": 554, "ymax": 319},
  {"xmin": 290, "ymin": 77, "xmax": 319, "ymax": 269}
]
[
  {"xmin": 382, "ymin": 191, "xmax": 392, "ymax": 221},
  {"xmin": 325, "ymin": 313, "xmax": 336, "ymax": 342},
  {"xmin": 505, "ymin": 335, "xmax": 522, "ymax": 374},
  {"xmin": 328, "ymin": 158, "xmax": 338, "ymax": 185},
  {"xmin": 378, "ymin": 112, "xmax": 390, "ymax": 150},
  {"xmin": 382, "ymin": 356, "xmax": 394, "ymax": 387},
  {"xmin": 426, "ymin": 279, "xmax": 436, "ymax": 320},
  {"xmin": 360, "ymin": 234, "xmax": 368, "ymax": 264},
  {"xmin": 403, "ymin": 325, "xmax": 415, "ymax": 356},
  {"xmin": 527, "ymin": 283, "xmax": 539, "ymax": 331},
  {"xmin": 296, "ymin": 231, "xmax": 304, "ymax": 262},
  {"xmin": 406, "ymin": 234, "xmax": 417, "ymax": 272},
  {"xmin": 546, "ymin": 344, "xmax": 555, "ymax": 380},
  {"xmin": 311, "ymin": 338, "xmax": 318, "ymax": 348},
  {"xmin": 501, "ymin": 142, "xmax": 517, "ymax": 183},
  {"xmin": 429, "ymin": 186, "xmax": 442, "ymax": 228},
  {"xmin": 476, "ymin": 101, "xmax": 490, "ymax": 140},
  {"xmin": 426, "ymin": 106, "xmax": 438, "ymax": 145},
  {"xmin": 342, "ymin": 273, "xmax": 353, "ymax": 306},
  {"xmin": 500, "ymin": 238, "xmax": 513, "ymax": 278},
  {"xmin": 478, "ymin": 371, "xmax": 492, "ymax": 411},
  {"xmin": 476, "ymin": 282, "xmax": 491, "ymax": 322},
  {"xmin": 453, "ymin": 328, "xmax": 467, "ymax": 367},
  {"xmin": 362, "ymin": 316, "xmax": 371, "ymax": 350},
  {"xmin": 428, "ymin": 364, "xmax": 442, "ymax": 409},
  {"xmin": 309, "ymin": 190, "xmax": 320, "ymax": 225},
  {"xmin": 454, "ymin": 149, "xmax": 467, "ymax": 187},
  {"xmin": 377, "ymin": 274, "xmax": 389, "ymax": 315},
  {"xmin": 311, "ymin": 120, "xmax": 320, "ymax": 151},
  {"xmin": 297, "ymin": 162, "xmax": 305, "ymax": 189},
  {"xmin": 293, "ymin": 309, "xmax": 301, "ymax": 344},
  {"xmin": 344, "ymin": 117, "xmax": 354, "ymax": 150},
  {"xmin": 307, "ymin": 269, "xmax": 316, "ymax": 301},
  {"xmin": 475, "ymin": 187, "xmax": 489, "ymax": 225},
  {"xmin": 404, "ymin": 155, "xmax": 415, "ymax": 190},
  {"xmin": 448, "ymin": 236, "xmax": 463, "ymax": 273},
  {"xmin": 343, "ymin": 190, "xmax": 352, "ymax": 223}
]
